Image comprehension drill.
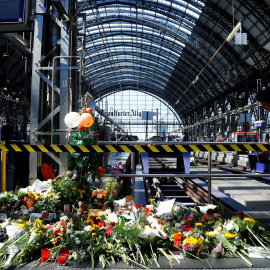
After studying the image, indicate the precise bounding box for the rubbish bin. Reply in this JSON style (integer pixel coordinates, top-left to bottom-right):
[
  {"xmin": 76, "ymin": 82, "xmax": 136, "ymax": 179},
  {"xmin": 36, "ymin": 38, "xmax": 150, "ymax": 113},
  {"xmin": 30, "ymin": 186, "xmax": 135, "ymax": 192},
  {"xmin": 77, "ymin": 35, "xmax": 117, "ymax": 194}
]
[{"xmin": 13, "ymin": 141, "xmax": 29, "ymax": 190}]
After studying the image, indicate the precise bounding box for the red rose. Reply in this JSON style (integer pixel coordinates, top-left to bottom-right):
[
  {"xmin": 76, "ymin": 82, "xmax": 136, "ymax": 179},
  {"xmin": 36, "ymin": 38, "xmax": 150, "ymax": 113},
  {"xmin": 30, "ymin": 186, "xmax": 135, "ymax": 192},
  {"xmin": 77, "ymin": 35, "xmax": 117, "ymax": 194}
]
[
  {"xmin": 85, "ymin": 185, "xmax": 89, "ymax": 189},
  {"xmin": 1, "ymin": 206, "xmax": 7, "ymax": 211},
  {"xmin": 98, "ymin": 221, "xmax": 105, "ymax": 227},
  {"xmin": 145, "ymin": 208, "xmax": 149, "ymax": 213},
  {"xmin": 42, "ymin": 212, "xmax": 49, "ymax": 218},
  {"xmin": 109, "ymin": 222, "xmax": 115, "ymax": 226},
  {"xmin": 105, "ymin": 227, "xmax": 112, "ymax": 236},
  {"xmin": 135, "ymin": 205, "xmax": 140, "ymax": 210}
]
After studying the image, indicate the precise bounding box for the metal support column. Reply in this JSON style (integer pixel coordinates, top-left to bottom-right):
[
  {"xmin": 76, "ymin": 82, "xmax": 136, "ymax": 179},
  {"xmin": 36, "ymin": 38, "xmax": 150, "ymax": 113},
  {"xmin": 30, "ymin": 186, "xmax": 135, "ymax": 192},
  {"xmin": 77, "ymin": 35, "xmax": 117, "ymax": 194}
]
[
  {"xmin": 208, "ymin": 152, "xmax": 212, "ymax": 204},
  {"xmin": 29, "ymin": 0, "xmax": 45, "ymax": 181},
  {"xmin": 131, "ymin": 152, "xmax": 136, "ymax": 198}
]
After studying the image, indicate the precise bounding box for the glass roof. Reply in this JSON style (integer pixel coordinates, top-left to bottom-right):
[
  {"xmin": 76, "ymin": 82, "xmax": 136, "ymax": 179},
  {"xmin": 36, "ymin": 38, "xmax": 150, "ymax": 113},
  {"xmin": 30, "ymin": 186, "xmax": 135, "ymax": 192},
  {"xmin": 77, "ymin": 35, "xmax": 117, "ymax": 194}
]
[{"xmin": 77, "ymin": 0, "xmax": 204, "ymax": 96}]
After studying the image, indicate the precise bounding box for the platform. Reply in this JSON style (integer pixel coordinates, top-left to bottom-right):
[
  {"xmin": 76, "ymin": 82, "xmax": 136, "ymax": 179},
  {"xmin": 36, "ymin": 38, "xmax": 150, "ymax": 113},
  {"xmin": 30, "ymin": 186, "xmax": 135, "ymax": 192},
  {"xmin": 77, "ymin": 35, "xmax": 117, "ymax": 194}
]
[
  {"xmin": 17, "ymin": 252, "xmax": 270, "ymax": 269},
  {"xmin": 190, "ymin": 164, "xmax": 270, "ymax": 211}
]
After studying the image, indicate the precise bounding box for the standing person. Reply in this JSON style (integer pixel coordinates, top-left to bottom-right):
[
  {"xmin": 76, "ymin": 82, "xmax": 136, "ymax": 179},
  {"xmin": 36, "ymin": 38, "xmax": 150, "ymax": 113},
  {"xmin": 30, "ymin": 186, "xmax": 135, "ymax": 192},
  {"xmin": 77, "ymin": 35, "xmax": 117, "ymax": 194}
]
[
  {"xmin": 217, "ymin": 135, "xmax": 223, "ymax": 142},
  {"xmin": 265, "ymin": 133, "xmax": 270, "ymax": 143},
  {"xmin": 1, "ymin": 120, "xmax": 14, "ymax": 171},
  {"xmin": 12, "ymin": 126, "xmax": 21, "ymax": 140},
  {"xmin": 110, "ymin": 130, "xmax": 116, "ymax": 141},
  {"xmin": 116, "ymin": 129, "xmax": 123, "ymax": 141}
]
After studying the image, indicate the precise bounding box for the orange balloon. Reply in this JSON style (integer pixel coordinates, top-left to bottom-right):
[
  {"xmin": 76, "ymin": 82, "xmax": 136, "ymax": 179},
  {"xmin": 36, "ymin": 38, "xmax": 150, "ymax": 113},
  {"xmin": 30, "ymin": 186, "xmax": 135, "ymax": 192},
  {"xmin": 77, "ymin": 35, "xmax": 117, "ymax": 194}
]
[
  {"xmin": 86, "ymin": 108, "xmax": 92, "ymax": 113},
  {"xmin": 80, "ymin": 113, "xmax": 94, "ymax": 127},
  {"xmin": 78, "ymin": 124, "xmax": 85, "ymax": 131}
]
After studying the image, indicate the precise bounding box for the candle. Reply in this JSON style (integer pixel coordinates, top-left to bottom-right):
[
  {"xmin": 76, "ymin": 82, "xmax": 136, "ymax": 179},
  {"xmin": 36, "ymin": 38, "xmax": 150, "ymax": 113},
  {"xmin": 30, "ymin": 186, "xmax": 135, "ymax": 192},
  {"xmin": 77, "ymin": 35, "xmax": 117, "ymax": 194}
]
[
  {"xmin": 58, "ymin": 255, "xmax": 66, "ymax": 265},
  {"xmin": 174, "ymin": 234, "xmax": 182, "ymax": 248},
  {"xmin": 41, "ymin": 248, "xmax": 49, "ymax": 262},
  {"xmin": 60, "ymin": 247, "xmax": 69, "ymax": 258}
]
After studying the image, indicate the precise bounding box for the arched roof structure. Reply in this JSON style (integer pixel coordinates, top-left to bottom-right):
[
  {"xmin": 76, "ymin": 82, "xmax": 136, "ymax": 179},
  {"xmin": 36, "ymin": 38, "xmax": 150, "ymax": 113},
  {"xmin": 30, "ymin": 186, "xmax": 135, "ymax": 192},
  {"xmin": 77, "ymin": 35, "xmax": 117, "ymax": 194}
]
[{"xmin": 77, "ymin": 0, "xmax": 270, "ymax": 121}]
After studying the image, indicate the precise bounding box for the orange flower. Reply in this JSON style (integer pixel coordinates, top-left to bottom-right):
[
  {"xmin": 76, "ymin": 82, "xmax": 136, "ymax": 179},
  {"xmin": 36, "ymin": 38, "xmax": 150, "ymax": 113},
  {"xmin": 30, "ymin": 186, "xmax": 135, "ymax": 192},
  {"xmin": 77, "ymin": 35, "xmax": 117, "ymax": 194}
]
[
  {"xmin": 187, "ymin": 217, "xmax": 194, "ymax": 222},
  {"xmin": 97, "ymin": 193, "xmax": 103, "ymax": 199},
  {"xmin": 92, "ymin": 190, "xmax": 97, "ymax": 197},
  {"xmin": 101, "ymin": 191, "xmax": 106, "ymax": 197},
  {"xmin": 1, "ymin": 206, "xmax": 7, "ymax": 211}
]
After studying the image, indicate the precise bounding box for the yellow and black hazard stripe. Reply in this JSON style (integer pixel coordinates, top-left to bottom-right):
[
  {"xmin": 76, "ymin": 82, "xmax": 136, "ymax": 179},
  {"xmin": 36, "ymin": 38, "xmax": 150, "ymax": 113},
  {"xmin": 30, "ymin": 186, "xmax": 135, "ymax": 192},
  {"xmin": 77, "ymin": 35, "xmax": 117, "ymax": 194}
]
[{"xmin": 1, "ymin": 143, "xmax": 270, "ymax": 153}]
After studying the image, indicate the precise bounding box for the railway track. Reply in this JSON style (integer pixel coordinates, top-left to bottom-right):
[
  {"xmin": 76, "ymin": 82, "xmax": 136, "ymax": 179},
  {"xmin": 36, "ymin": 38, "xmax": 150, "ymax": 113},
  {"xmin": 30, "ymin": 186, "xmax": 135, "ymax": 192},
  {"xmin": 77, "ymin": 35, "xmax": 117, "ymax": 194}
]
[{"xmin": 143, "ymin": 155, "xmax": 257, "ymax": 213}]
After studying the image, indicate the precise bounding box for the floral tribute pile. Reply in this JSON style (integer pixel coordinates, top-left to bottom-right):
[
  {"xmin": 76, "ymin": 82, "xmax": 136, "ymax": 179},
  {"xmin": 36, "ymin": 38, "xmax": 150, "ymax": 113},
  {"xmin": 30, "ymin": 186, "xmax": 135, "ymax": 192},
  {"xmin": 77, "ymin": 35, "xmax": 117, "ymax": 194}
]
[{"xmin": 0, "ymin": 172, "xmax": 270, "ymax": 269}]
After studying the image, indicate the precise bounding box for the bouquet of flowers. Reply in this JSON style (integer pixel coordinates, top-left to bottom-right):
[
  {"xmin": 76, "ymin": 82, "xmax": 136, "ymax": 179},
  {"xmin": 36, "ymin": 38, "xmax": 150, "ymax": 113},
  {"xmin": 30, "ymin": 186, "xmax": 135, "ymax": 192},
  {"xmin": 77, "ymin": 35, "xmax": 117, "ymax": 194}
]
[{"xmin": 183, "ymin": 236, "xmax": 200, "ymax": 258}]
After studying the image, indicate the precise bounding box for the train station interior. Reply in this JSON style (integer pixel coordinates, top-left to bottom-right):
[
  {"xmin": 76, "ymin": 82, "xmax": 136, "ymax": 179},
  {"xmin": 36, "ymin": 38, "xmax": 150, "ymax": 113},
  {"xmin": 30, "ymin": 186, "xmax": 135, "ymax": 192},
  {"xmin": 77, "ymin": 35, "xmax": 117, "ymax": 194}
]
[{"xmin": 0, "ymin": 0, "xmax": 270, "ymax": 269}]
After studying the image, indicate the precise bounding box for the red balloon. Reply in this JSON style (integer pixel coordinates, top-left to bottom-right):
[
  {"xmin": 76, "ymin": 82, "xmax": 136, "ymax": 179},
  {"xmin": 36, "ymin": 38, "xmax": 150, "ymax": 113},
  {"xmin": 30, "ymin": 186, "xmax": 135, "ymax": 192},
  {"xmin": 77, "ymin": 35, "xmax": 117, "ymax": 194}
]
[
  {"xmin": 80, "ymin": 113, "xmax": 94, "ymax": 127},
  {"xmin": 86, "ymin": 108, "xmax": 92, "ymax": 113},
  {"xmin": 78, "ymin": 124, "xmax": 85, "ymax": 131}
]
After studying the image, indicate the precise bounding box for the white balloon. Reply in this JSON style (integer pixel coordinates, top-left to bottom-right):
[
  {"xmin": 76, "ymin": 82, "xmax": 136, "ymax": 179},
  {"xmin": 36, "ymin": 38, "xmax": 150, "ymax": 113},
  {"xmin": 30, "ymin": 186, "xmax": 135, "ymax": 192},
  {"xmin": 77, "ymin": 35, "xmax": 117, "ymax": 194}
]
[{"xmin": 64, "ymin": 112, "xmax": 81, "ymax": 128}]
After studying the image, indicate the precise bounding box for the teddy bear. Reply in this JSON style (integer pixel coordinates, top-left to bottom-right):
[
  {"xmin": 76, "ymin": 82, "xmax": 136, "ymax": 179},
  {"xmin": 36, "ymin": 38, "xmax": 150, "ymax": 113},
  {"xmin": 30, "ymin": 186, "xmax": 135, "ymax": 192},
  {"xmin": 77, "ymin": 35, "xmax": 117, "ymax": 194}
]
[{"xmin": 84, "ymin": 209, "xmax": 102, "ymax": 226}]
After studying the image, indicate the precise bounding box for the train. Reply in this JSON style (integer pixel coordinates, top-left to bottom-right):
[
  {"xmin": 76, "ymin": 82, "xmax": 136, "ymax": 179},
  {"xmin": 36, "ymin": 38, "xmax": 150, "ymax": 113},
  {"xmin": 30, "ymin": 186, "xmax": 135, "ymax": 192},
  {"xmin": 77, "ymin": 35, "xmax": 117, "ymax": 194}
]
[{"xmin": 231, "ymin": 131, "xmax": 257, "ymax": 142}]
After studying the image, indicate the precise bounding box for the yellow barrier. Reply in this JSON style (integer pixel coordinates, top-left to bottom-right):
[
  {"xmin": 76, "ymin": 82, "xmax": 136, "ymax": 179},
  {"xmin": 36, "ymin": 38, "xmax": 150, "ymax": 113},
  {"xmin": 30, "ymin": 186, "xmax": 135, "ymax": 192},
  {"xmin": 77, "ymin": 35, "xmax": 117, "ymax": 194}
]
[{"xmin": 0, "ymin": 143, "xmax": 269, "ymax": 153}]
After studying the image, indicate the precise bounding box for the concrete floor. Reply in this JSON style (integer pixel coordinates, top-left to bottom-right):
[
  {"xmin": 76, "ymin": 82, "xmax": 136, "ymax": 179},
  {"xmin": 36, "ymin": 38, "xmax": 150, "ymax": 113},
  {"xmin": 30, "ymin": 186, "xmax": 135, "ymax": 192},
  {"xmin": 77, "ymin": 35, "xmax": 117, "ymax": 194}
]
[{"xmin": 190, "ymin": 164, "xmax": 270, "ymax": 211}]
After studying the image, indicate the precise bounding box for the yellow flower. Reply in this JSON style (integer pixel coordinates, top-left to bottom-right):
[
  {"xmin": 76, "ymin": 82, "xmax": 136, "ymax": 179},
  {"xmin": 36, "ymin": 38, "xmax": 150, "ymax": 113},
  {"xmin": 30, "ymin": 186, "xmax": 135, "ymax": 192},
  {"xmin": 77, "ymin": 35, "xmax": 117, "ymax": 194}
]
[
  {"xmin": 35, "ymin": 219, "xmax": 43, "ymax": 226},
  {"xmin": 243, "ymin": 217, "xmax": 255, "ymax": 223},
  {"xmin": 215, "ymin": 221, "xmax": 220, "ymax": 226},
  {"xmin": 222, "ymin": 233, "xmax": 235, "ymax": 238},
  {"xmin": 206, "ymin": 232, "xmax": 214, "ymax": 237},
  {"xmin": 184, "ymin": 236, "xmax": 198, "ymax": 245},
  {"xmin": 40, "ymin": 230, "xmax": 45, "ymax": 237},
  {"xmin": 196, "ymin": 223, "xmax": 202, "ymax": 226},
  {"xmin": 198, "ymin": 237, "xmax": 204, "ymax": 246}
]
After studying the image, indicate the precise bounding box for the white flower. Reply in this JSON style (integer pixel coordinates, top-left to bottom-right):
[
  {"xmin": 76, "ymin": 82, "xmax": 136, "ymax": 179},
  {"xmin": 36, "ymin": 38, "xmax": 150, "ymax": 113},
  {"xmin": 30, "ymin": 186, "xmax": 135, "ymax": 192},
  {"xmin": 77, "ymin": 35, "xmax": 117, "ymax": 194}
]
[
  {"xmin": 107, "ymin": 213, "xmax": 118, "ymax": 223},
  {"xmin": 75, "ymin": 240, "xmax": 81, "ymax": 245},
  {"xmin": 72, "ymin": 252, "xmax": 77, "ymax": 257},
  {"xmin": 105, "ymin": 209, "xmax": 112, "ymax": 215},
  {"xmin": 74, "ymin": 237, "xmax": 80, "ymax": 242},
  {"xmin": 68, "ymin": 255, "xmax": 73, "ymax": 260},
  {"xmin": 60, "ymin": 216, "xmax": 68, "ymax": 221},
  {"xmin": 66, "ymin": 229, "xmax": 72, "ymax": 234},
  {"xmin": 84, "ymin": 225, "xmax": 91, "ymax": 232},
  {"xmin": 224, "ymin": 220, "xmax": 234, "ymax": 231},
  {"xmin": 70, "ymin": 234, "xmax": 75, "ymax": 238}
]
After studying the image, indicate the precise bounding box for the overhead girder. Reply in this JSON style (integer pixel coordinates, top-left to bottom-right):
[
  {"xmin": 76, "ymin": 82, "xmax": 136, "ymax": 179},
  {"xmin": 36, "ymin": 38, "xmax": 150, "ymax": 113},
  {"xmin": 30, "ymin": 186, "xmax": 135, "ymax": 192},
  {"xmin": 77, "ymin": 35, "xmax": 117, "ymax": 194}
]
[
  {"xmin": 79, "ymin": 0, "xmax": 203, "ymax": 28},
  {"xmin": 82, "ymin": 29, "xmax": 224, "ymax": 88},
  {"xmin": 204, "ymin": 1, "xmax": 269, "ymax": 81},
  {"xmin": 79, "ymin": 16, "xmax": 226, "ymax": 72},
  {"xmin": 84, "ymin": 51, "xmax": 179, "ymax": 72}
]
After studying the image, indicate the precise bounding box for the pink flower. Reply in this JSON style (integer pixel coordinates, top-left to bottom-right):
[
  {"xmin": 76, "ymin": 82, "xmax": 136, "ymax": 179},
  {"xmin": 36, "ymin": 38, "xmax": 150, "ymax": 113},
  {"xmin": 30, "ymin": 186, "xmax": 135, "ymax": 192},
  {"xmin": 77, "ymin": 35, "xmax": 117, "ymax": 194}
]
[{"xmin": 183, "ymin": 243, "xmax": 191, "ymax": 251}]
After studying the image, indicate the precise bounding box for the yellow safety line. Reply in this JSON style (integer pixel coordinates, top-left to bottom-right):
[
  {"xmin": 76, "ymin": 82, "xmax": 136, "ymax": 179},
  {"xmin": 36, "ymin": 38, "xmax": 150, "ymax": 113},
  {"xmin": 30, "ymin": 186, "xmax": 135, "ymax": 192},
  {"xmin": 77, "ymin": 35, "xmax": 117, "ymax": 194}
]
[
  {"xmin": 78, "ymin": 145, "xmax": 90, "ymax": 152},
  {"xmin": 257, "ymin": 144, "xmax": 268, "ymax": 151},
  {"xmin": 161, "ymin": 145, "xmax": 173, "ymax": 152},
  {"xmin": 10, "ymin": 144, "xmax": 22, "ymax": 152},
  {"xmin": 175, "ymin": 145, "xmax": 188, "ymax": 152},
  {"xmin": 134, "ymin": 145, "xmax": 145, "ymax": 152},
  {"xmin": 37, "ymin": 145, "xmax": 49, "ymax": 152},
  {"xmin": 51, "ymin": 145, "xmax": 63, "ymax": 152},
  {"xmin": 230, "ymin": 144, "xmax": 242, "ymax": 151},
  {"xmin": 189, "ymin": 145, "xmax": 201, "ymax": 152},
  {"xmin": 203, "ymin": 145, "xmax": 215, "ymax": 152},
  {"xmin": 64, "ymin": 145, "xmax": 76, "ymax": 152},
  {"xmin": 244, "ymin": 144, "xmax": 255, "ymax": 151},
  {"xmin": 24, "ymin": 145, "xmax": 36, "ymax": 152},
  {"xmin": 120, "ymin": 145, "xmax": 132, "ymax": 152},
  {"xmin": 148, "ymin": 145, "xmax": 160, "ymax": 152},
  {"xmin": 217, "ymin": 145, "xmax": 228, "ymax": 151},
  {"xmin": 0, "ymin": 144, "xmax": 9, "ymax": 151},
  {"xmin": 91, "ymin": 145, "xmax": 104, "ymax": 152},
  {"xmin": 106, "ymin": 145, "xmax": 118, "ymax": 152}
]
